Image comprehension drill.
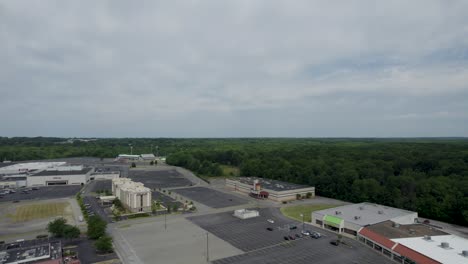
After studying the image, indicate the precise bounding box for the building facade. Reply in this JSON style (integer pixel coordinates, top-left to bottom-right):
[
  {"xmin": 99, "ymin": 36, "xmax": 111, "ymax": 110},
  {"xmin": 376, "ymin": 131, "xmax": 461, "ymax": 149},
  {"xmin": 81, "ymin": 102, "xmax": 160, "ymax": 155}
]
[
  {"xmin": 112, "ymin": 178, "xmax": 152, "ymax": 213},
  {"xmin": 226, "ymin": 177, "xmax": 315, "ymax": 202}
]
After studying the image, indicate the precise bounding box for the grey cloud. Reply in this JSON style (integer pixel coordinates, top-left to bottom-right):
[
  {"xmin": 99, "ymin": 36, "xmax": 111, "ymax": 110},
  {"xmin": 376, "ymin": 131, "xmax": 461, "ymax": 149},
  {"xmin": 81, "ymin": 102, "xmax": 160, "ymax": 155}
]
[{"xmin": 0, "ymin": 0, "xmax": 468, "ymax": 137}]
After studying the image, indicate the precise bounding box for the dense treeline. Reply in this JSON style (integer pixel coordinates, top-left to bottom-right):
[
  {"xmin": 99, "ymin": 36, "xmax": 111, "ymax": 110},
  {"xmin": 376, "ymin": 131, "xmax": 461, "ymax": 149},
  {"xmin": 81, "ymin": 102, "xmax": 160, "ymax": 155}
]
[
  {"xmin": 1, "ymin": 137, "xmax": 467, "ymax": 226},
  {"xmin": 166, "ymin": 140, "xmax": 468, "ymax": 226}
]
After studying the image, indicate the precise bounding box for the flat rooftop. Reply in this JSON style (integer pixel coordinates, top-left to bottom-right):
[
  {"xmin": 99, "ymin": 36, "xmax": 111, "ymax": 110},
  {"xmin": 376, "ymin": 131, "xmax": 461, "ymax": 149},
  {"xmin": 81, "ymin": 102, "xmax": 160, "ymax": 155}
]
[
  {"xmin": 314, "ymin": 202, "xmax": 417, "ymax": 226},
  {"xmin": 367, "ymin": 220, "xmax": 448, "ymax": 239},
  {"xmin": 392, "ymin": 235, "xmax": 468, "ymax": 264},
  {"xmin": 31, "ymin": 167, "xmax": 92, "ymax": 176},
  {"xmin": 0, "ymin": 162, "xmax": 67, "ymax": 172},
  {"xmin": 233, "ymin": 177, "xmax": 312, "ymax": 191},
  {"xmin": 0, "ymin": 240, "xmax": 61, "ymax": 264}
]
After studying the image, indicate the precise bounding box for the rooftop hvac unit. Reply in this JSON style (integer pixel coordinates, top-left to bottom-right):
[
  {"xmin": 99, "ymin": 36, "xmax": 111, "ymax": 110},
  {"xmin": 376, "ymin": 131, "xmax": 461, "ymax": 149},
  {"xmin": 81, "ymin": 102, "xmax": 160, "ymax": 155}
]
[
  {"xmin": 359, "ymin": 206, "xmax": 364, "ymax": 210},
  {"xmin": 378, "ymin": 210, "xmax": 384, "ymax": 214},
  {"xmin": 335, "ymin": 211, "xmax": 341, "ymax": 215},
  {"xmin": 409, "ymin": 229, "xmax": 416, "ymax": 235},
  {"xmin": 462, "ymin": 250, "xmax": 468, "ymax": 257},
  {"xmin": 392, "ymin": 222, "xmax": 400, "ymax": 228},
  {"xmin": 354, "ymin": 216, "xmax": 361, "ymax": 220},
  {"xmin": 423, "ymin": 235, "xmax": 431, "ymax": 241},
  {"xmin": 441, "ymin": 242, "xmax": 450, "ymax": 249}
]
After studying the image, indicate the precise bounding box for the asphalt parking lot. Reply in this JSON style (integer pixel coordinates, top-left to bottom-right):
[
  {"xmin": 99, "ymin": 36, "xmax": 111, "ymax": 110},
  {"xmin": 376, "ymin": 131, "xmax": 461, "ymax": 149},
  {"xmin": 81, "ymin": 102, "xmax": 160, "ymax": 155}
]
[
  {"xmin": 83, "ymin": 196, "xmax": 112, "ymax": 223},
  {"xmin": 0, "ymin": 186, "xmax": 81, "ymax": 202},
  {"xmin": 152, "ymin": 191, "xmax": 183, "ymax": 208},
  {"xmin": 190, "ymin": 208, "xmax": 394, "ymax": 264},
  {"xmin": 128, "ymin": 169, "xmax": 192, "ymax": 189},
  {"xmin": 88, "ymin": 180, "xmax": 112, "ymax": 192},
  {"xmin": 212, "ymin": 235, "xmax": 395, "ymax": 264},
  {"xmin": 174, "ymin": 187, "xmax": 248, "ymax": 209},
  {"xmin": 188, "ymin": 208, "xmax": 300, "ymax": 251}
]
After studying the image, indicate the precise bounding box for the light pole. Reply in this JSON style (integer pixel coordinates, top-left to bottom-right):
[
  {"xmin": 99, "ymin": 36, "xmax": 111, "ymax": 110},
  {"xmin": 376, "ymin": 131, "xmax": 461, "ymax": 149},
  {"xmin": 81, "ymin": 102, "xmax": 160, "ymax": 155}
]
[
  {"xmin": 300, "ymin": 213, "xmax": 304, "ymax": 231},
  {"xmin": 129, "ymin": 144, "xmax": 133, "ymax": 155},
  {"xmin": 206, "ymin": 232, "xmax": 209, "ymax": 262},
  {"xmin": 165, "ymin": 211, "xmax": 167, "ymax": 230}
]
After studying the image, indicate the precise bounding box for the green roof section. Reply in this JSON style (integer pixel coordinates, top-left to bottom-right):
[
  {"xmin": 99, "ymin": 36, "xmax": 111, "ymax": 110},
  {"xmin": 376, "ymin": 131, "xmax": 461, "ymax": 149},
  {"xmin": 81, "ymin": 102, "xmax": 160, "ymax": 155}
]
[{"xmin": 324, "ymin": 215, "xmax": 343, "ymax": 227}]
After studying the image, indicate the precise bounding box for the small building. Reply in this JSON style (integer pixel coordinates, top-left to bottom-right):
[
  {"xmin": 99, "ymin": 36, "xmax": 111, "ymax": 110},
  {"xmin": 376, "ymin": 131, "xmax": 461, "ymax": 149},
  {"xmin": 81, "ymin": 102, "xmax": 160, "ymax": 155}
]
[
  {"xmin": 115, "ymin": 154, "xmax": 141, "ymax": 162},
  {"xmin": 0, "ymin": 162, "xmax": 66, "ymax": 176},
  {"xmin": 112, "ymin": 178, "xmax": 152, "ymax": 213},
  {"xmin": 0, "ymin": 240, "xmax": 62, "ymax": 264},
  {"xmin": 233, "ymin": 209, "xmax": 260, "ymax": 219},
  {"xmin": 226, "ymin": 177, "xmax": 315, "ymax": 202},
  {"xmin": 312, "ymin": 202, "xmax": 418, "ymax": 236},
  {"xmin": 140, "ymin": 154, "xmax": 156, "ymax": 160}
]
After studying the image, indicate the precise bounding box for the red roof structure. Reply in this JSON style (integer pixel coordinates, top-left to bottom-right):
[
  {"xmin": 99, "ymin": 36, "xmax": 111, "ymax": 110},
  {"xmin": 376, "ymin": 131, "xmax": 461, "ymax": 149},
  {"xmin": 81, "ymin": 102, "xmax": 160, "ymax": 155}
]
[
  {"xmin": 393, "ymin": 244, "xmax": 441, "ymax": 264},
  {"xmin": 359, "ymin": 228, "xmax": 396, "ymax": 249}
]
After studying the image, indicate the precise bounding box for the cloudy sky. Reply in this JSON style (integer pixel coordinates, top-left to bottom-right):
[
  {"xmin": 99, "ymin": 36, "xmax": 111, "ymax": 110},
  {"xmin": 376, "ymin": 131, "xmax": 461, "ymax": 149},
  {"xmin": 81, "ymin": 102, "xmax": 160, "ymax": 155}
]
[{"xmin": 1, "ymin": 1, "xmax": 468, "ymax": 137}]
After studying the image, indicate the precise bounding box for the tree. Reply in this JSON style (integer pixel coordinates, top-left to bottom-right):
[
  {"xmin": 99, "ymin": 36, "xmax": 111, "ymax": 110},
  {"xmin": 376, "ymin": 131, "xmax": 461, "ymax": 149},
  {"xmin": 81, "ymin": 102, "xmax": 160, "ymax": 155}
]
[
  {"xmin": 306, "ymin": 192, "xmax": 312, "ymax": 199},
  {"xmin": 95, "ymin": 235, "xmax": 113, "ymax": 253},
  {"xmin": 87, "ymin": 215, "xmax": 107, "ymax": 239},
  {"xmin": 47, "ymin": 218, "xmax": 68, "ymax": 237},
  {"xmin": 150, "ymin": 160, "xmax": 154, "ymax": 165},
  {"xmin": 296, "ymin": 194, "xmax": 301, "ymax": 200},
  {"xmin": 63, "ymin": 225, "xmax": 81, "ymax": 240},
  {"xmin": 131, "ymin": 162, "xmax": 136, "ymax": 168}
]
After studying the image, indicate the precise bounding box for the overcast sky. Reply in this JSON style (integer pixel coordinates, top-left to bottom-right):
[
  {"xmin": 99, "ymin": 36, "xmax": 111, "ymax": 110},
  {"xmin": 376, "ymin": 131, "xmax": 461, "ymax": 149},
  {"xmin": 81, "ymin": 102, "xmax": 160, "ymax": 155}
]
[{"xmin": 1, "ymin": 1, "xmax": 468, "ymax": 137}]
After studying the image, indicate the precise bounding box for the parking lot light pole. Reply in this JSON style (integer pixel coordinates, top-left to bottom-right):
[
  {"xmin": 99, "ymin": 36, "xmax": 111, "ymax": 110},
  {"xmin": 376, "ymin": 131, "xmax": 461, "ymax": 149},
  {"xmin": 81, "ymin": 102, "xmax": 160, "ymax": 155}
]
[
  {"xmin": 206, "ymin": 232, "xmax": 209, "ymax": 262},
  {"xmin": 300, "ymin": 213, "xmax": 304, "ymax": 231},
  {"xmin": 165, "ymin": 212, "xmax": 167, "ymax": 230}
]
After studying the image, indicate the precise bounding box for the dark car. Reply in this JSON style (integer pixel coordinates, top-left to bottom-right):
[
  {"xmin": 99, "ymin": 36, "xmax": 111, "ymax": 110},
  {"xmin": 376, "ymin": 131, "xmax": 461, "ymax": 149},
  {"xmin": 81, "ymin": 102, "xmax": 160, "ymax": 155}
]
[
  {"xmin": 12, "ymin": 200, "xmax": 20, "ymax": 203},
  {"xmin": 289, "ymin": 226, "xmax": 297, "ymax": 230},
  {"xmin": 295, "ymin": 234, "xmax": 301, "ymax": 238},
  {"xmin": 32, "ymin": 187, "xmax": 39, "ymax": 190},
  {"xmin": 266, "ymin": 227, "xmax": 274, "ymax": 231},
  {"xmin": 288, "ymin": 235, "xmax": 295, "ymax": 240},
  {"xmin": 330, "ymin": 240, "xmax": 339, "ymax": 246},
  {"xmin": 311, "ymin": 232, "xmax": 321, "ymax": 239},
  {"xmin": 284, "ymin": 236, "xmax": 289, "ymax": 241}
]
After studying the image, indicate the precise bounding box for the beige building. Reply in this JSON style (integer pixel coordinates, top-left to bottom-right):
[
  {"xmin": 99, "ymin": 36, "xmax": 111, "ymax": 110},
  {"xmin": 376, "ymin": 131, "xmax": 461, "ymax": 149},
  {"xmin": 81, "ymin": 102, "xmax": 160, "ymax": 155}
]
[
  {"xmin": 112, "ymin": 178, "xmax": 152, "ymax": 213},
  {"xmin": 226, "ymin": 177, "xmax": 315, "ymax": 202}
]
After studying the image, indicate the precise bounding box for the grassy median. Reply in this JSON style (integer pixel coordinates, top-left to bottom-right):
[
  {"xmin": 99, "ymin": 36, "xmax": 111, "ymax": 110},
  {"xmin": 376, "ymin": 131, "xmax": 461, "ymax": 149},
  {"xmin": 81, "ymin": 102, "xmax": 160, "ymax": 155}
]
[{"xmin": 280, "ymin": 204, "xmax": 340, "ymax": 222}]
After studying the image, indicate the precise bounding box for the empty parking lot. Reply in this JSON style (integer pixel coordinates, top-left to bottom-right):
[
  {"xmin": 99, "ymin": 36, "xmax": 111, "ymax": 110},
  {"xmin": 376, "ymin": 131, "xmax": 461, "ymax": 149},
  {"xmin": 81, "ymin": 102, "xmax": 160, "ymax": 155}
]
[
  {"xmin": 0, "ymin": 186, "xmax": 81, "ymax": 202},
  {"xmin": 188, "ymin": 208, "xmax": 299, "ymax": 251},
  {"xmin": 128, "ymin": 169, "xmax": 193, "ymax": 189},
  {"xmin": 174, "ymin": 187, "xmax": 248, "ymax": 209},
  {"xmin": 190, "ymin": 208, "xmax": 394, "ymax": 264}
]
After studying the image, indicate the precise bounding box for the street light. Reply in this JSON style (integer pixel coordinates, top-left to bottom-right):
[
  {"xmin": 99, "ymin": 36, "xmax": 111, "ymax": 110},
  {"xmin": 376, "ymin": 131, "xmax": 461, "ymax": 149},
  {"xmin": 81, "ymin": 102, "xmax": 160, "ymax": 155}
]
[
  {"xmin": 300, "ymin": 213, "xmax": 305, "ymax": 231},
  {"xmin": 206, "ymin": 232, "xmax": 209, "ymax": 262},
  {"xmin": 129, "ymin": 144, "xmax": 133, "ymax": 155}
]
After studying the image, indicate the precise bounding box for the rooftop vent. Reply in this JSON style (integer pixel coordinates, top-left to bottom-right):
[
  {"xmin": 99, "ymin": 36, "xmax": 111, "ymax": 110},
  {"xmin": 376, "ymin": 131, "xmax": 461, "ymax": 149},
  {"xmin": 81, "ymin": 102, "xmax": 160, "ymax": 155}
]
[
  {"xmin": 462, "ymin": 250, "xmax": 468, "ymax": 257},
  {"xmin": 423, "ymin": 235, "xmax": 431, "ymax": 241},
  {"xmin": 441, "ymin": 242, "xmax": 450, "ymax": 249},
  {"xmin": 359, "ymin": 206, "xmax": 364, "ymax": 210},
  {"xmin": 354, "ymin": 216, "xmax": 361, "ymax": 220},
  {"xmin": 392, "ymin": 222, "xmax": 400, "ymax": 228},
  {"xmin": 378, "ymin": 210, "xmax": 384, "ymax": 214},
  {"xmin": 409, "ymin": 229, "xmax": 416, "ymax": 235},
  {"xmin": 335, "ymin": 211, "xmax": 341, "ymax": 215}
]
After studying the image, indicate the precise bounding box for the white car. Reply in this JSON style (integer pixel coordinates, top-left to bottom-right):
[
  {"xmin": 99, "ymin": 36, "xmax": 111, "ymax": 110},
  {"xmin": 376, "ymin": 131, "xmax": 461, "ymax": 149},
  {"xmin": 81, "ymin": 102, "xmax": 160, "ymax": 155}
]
[{"xmin": 267, "ymin": 219, "xmax": 274, "ymax": 223}]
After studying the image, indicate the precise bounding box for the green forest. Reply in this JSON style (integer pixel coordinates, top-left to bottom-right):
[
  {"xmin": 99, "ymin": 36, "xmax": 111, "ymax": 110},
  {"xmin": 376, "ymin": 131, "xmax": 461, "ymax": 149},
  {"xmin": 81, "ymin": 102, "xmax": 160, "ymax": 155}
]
[{"xmin": 1, "ymin": 137, "xmax": 467, "ymax": 226}]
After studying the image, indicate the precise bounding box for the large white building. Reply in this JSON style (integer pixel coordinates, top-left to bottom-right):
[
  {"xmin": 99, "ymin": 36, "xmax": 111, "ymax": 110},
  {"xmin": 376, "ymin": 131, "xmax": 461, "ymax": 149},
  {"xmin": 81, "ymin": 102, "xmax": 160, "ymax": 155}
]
[
  {"xmin": 0, "ymin": 162, "xmax": 120, "ymax": 187},
  {"xmin": 312, "ymin": 202, "xmax": 418, "ymax": 236},
  {"xmin": 226, "ymin": 177, "xmax": 315, "ymax": 202},
  {"xmin": 27, "ymin": 165, "xmax": 93, "ymax": 186},
  {"xmin": 112, "ymin": 178, "xmax": 152, "ymax": 213}
]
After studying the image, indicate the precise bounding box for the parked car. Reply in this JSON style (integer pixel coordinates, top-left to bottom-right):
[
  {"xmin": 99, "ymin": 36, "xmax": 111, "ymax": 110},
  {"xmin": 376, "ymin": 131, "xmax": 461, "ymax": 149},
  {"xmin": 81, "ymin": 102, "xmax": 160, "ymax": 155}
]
[
  {"xmin": 284, "ymin": 236, "xmax": 289, "ymax": 241},
  {"xmin": 288, "ymin": 235, "xmax": 295, "ymax": 240},
  {"xmin": 289, "ymin": 225, "xmax": 297, "ymax": 230},
  {"xmin": 295, "ymin": 234, "xmax": 301, "ymax": 238},
  {"xmin": 267, "ymin": 219, "xmax": 274, "ymax": 224},
  {"xmin": 330, "ymin": 240, "xmax": 339, "ymax": 246},
  {"xmin": 301, "ymin": 230, "xmax": 311, "ymax": 236},
  {"xmin": 423, "ymin": 219, "xmax": 430, "ymax": 224},
  {"xmin": 32, "ymin": 187, "xmax": 39, "ymax": 190},
  {"xmin": 311, "ymin": 232, "xmax": 322, "ymax": 239},
  {"xmin": 266, "ymin": 227, "xmax": 274, "ymax": 231}
]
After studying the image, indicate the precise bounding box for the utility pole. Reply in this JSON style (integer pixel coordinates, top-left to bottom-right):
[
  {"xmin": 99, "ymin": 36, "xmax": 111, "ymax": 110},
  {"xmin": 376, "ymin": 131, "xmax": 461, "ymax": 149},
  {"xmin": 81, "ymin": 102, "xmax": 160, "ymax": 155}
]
[
  {"xmin": 129, "ymin": 144, "xmax": 133, "ymax": 155},
  {"xmin": 165, "ymin": 212, "xmax": 167, "ymax": 230},
  {"xmin": 206, "ymin": 232, "xmax": 209, "ymax": 262},
  {"xmin": 300, "ymin": 213, "xmax": 305, "ymax": 231}
]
